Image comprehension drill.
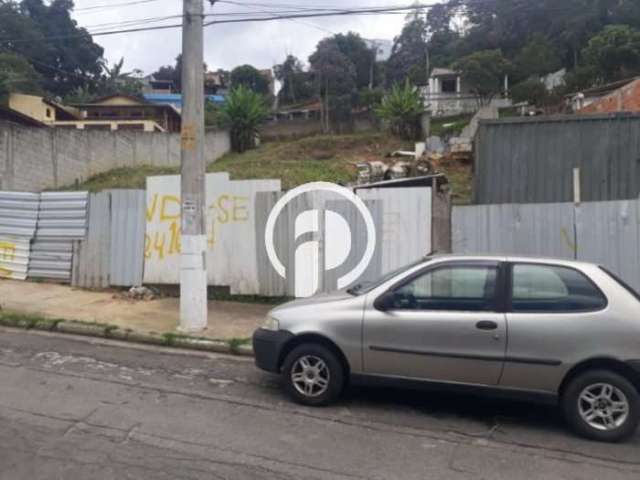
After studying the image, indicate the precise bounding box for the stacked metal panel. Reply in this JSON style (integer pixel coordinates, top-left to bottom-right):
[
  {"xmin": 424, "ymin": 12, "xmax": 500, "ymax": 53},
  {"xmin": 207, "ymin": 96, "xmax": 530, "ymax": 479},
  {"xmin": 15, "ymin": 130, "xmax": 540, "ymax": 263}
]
[
  {"xmin": 29, "ymin": 192, "xmax": 89, "ymax": 282},
  {"xmin": 0, "ymin": 192, "xmax": 39, "ymax": 280}
]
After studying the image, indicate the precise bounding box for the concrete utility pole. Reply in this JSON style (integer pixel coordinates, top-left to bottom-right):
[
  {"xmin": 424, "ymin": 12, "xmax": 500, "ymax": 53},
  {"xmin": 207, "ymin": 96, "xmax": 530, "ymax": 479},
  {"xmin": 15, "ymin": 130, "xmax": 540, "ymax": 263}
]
[{"xmin": 179, "ymin": 0, "xmax": 207, "ymax": 332}]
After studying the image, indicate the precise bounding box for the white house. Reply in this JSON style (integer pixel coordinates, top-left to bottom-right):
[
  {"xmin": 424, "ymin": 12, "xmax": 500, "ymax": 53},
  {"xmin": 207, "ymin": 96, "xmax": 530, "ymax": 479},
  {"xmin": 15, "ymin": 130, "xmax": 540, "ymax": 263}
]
[{"xmin": 422, "ymin": 68, "xmax": 511, "ymax": 117}]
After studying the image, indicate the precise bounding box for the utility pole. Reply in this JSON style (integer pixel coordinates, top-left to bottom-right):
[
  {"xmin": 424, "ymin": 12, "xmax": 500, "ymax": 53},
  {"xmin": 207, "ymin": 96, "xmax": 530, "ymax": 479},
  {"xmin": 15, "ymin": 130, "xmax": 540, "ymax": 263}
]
[{"xmin": 179, "ymin": 0, "xmax": 207, "ymax": 332}]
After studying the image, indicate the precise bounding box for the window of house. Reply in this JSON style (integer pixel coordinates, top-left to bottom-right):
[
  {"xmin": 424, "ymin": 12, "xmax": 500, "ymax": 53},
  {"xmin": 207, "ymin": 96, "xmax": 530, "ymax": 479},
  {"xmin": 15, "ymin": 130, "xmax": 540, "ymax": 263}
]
[
  {"xmin": 511, "ymin": 264, "xmax": 607, "ymax": 313},
  {"xmin": 441, "ymin": 78, "xmax": 457, "ymax": 93},
  {"xmin": 45, "ymin": 108, "xmax": 52, "ymax": 119},
  {"xmin": 390, "ymin": 265, "xmax": 498, "ymax": 312}
]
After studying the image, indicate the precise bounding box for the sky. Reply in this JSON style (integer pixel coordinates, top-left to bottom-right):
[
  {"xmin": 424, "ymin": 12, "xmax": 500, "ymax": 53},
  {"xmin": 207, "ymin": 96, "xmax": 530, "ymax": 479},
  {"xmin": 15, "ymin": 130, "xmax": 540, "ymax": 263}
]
[{"xmin": 70, "ymin": 0, "xmax": 421, "ymax": 76}]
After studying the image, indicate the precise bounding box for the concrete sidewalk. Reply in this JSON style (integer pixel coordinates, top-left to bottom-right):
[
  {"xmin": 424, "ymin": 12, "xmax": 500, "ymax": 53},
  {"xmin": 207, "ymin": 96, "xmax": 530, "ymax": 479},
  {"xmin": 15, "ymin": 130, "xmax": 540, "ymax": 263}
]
[{"xmin": 0, "ymin": 279, "xmax": 271, "ymax": 340}]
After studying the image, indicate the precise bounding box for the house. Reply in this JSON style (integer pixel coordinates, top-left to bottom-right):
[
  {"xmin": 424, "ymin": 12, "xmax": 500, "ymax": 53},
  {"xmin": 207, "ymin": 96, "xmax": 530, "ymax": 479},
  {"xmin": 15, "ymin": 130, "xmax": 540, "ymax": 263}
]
[
  {"xmin": 142, "ymin": 75, "xmax": 175, "ymax": 94},
  {"xmin": 568, "ymin": 77, "xmax": 638, "ymax": 112},
  {"xmin": 7, "ymin": 93, "xmax": 81, "ymax": 125},
  {"xmin": 205, "ymin": 70, "xmax": 229, "ymax": 95},
  {"xmin": 0, "ymin": 104, "xmax": 47, "ymax": 127},
  {"xmin": 143, "ymin": 93, "xmax": 225, "ymax": 112},
  {"xmin": 575, "ymin": 78, "xmax": 640, "ymax": 115},
  {"xmin": 422, "ymin": 68, "xmax": 511, "ymax": 117}
]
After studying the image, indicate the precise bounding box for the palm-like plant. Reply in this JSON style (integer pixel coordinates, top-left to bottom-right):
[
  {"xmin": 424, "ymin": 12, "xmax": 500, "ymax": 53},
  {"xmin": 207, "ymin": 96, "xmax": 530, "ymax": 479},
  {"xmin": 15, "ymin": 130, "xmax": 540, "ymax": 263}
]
[
  {"xmin": 376, "ymin": 82, "xmax": 424, "ymax": 140},
  {"xmin": 219, "ymin": 85, "xmax": 268, "ymax": 152}
]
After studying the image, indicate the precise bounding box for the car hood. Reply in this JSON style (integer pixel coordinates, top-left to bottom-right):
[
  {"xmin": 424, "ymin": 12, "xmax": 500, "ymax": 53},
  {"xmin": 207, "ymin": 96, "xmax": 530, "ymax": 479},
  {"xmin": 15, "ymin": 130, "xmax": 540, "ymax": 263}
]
[{"xmin": 271, "ymin": 290, "xmax": 356, "ymax": 314}]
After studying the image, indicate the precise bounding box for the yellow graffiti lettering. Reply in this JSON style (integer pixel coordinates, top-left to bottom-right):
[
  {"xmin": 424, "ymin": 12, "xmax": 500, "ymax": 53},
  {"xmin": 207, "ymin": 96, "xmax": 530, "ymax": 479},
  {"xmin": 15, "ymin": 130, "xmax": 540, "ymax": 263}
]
[
  {"xmin": 160, "ymin": 195, "xmax": 181, "ymax": 222},
  {"xmin": 152, "ymin": 232, "xmax": 166, "ymax": 260},
  {"xmin": 0, "ymin": 266, "xmax": 11, "ymax": 277},
  {"xmin": 168, "ymin": 221, "xmax": 181, "ymax": 255},
  {"xmin": 0, "ymin": 242, "xmax": 16, "ymax": 261},
  {"xmin": 146, "ymin": 194, "xmax": 159, "ymax": 222},
  {"xmin": 232, "ymin": 196, "xmax": 249, "ymax": 222},
  {"xmin": 216, "ymin": 195, "xmax": 232, "ymax": 224},
  {"xmin": 144, "ymin": 234, "xmax": 152, "ymax": 259}
]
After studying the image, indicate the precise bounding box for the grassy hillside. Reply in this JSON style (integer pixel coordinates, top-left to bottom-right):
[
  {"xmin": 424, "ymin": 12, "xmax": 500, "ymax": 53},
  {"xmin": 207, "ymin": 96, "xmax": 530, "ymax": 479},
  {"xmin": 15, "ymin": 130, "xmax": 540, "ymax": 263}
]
[{"xmin": 60, "ymin": 132, "xmax": 473, "ymax": 203}]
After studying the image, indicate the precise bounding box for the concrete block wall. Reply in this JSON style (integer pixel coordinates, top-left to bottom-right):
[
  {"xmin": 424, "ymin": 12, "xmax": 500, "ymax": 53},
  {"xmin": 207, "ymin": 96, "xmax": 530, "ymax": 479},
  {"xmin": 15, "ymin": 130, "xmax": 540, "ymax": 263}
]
[{"xmin": 0, "ymin": 123, "xmax": 231, "ymax": 192}]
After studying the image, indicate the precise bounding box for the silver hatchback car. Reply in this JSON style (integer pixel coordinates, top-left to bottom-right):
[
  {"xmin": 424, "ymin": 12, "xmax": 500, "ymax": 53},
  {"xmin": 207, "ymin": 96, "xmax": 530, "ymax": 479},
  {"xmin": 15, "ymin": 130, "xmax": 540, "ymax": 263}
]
[{"xmin": 253, "ymin": 255, "xmax": 640, "ymax": 442}]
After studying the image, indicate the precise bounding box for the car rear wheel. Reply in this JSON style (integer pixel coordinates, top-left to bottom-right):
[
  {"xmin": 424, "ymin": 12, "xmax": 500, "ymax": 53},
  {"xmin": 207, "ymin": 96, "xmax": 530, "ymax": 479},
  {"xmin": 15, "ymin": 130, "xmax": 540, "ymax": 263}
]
[
  {"xmin": 281, "ymin": 344, "xmax": 345, "ymax": 406},
  {"xmin": 562, "ymin": 370, "xmax": 639, "ymax": 442}
]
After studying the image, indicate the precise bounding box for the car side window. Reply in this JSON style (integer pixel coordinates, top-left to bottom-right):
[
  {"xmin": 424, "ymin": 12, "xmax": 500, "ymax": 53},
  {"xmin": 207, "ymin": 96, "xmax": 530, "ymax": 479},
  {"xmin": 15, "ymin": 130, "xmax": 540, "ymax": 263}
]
[
  {"xmin": 390, "ymin": 266, "xmax": 498, "ymax": 312},
  {"xmin": 511, "ymin": 264, "xmax": 607, "ymax": 313}
]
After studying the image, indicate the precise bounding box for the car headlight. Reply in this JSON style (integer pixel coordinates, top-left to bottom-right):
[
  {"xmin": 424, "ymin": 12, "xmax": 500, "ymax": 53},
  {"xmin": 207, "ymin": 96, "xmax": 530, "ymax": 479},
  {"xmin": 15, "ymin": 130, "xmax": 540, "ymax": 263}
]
[{"xmin": 262, "ymin": 316, "xmax": 280, "ymax": 331}]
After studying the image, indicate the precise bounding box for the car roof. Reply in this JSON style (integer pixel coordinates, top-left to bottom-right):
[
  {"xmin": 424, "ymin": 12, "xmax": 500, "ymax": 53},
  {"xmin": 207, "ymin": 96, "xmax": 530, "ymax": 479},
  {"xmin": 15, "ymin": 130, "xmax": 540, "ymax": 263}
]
[{"xmin": 429, "ymin": 253, "xmax": 598, "ymax": 269}]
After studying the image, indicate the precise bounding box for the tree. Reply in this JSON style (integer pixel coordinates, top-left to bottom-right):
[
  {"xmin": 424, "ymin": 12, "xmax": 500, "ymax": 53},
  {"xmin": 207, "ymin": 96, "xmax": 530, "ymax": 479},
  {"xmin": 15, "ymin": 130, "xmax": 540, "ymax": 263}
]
[
  {"xmin": 273, "ymin": 55, "xmax": 313, "ymax": 105},
  {"xmin": 515, "ymin": 34, "xmax": 562, "ymax": 79},
  {"xmin": 331, "ymin": 32, "xmax": 373, "ymax": 90},
  {"xmin": 309, "ymin": 38, "xmax": 356, "ymax": 132},
  {"xmin": 582, "ymin": 25, "xmax": 640, "ymax": 83},
  {"xmin": 99, "ymin": 57, "xmax": 144, "ymax": 97},
  {"xmin": 387, "ymin": 13, "xmax": 429, "ymax": 86},
  {"xmin": 0, "ymin": 52, "xmax": 43, "ymax": 98},
  {"xmin": 376, "ymin": 82, "xmax": 424, "ymax": 140},
  {"xmin": 12, "ymin": 0, "xmax": 105, "ymax": 97},
  {"xmin": 454, "ymin": 50, "xmax": 512, "ymax": 105},
  {"xmin": 510, "ymin": 79, "xmax": 551, "ymax": 106},
  {"xmin": 152, "ymin": 55, "xmax": 182, "ymax": 92},
  {"xmin": 230, "ymin": 65, "xmax": 270, "ymax": 96},
  {"xmin": 219, "ymin": 86, "xmax": 268, "ymax": 153}
]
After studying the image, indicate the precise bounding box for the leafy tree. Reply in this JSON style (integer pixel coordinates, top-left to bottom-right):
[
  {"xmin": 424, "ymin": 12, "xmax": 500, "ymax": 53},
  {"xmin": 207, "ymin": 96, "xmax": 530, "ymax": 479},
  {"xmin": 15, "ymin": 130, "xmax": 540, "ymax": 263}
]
[
  {"xmin": 230, "ymin": 65, "xmax": 270, "ymax": 96},
  {"xmin": 0, "ymin": 52, "xmax": 43, "ymax": 98},
  {"xmin": 12, "ymin": 0, "xmax": 105, "ymax": 97},
  {"xmin": 309, "ymin": 38, "xmax": 356, "ymax": 132},
  {"xmin": 331, "ymin": 32, "xmax": 373, "ymax": 90},
  {"xmin": 152, "ymin": 55, "xmax": 182, "ymax": 92},
  {"xmin": 273, "ymin": 55, "xmax": 314, "ymax": 105},
  {"xmin": 98, "ymin": 57, "xmax": 143, "ymax": 97},
  {"xmin": 387, "ymin": 13, "xmax": 429, "ymax": 86},
  {"xmin": 510, "ymin": 79, "xmax": 550, "ymax": 106},
  {"xmin": 219, "ymin": 86, "xmax": 268, "ymax": 153},
  {"xmin": 515, "ymin": 34, "xmax": 562, "ymax": 79},
  {"xmin": 376, "ymin": 82, "xmax": 424, "ymax": 140},
  {"xmin": 582, "ymin": 25, "xmax": 640, "ymax": 83},
  {"xmin": 425, "ymin": 2, "xmax": 460, "ymax": 68},
  {"xmin": 454, "ymin": 50, "xmax": 512, "ymax": 105}
]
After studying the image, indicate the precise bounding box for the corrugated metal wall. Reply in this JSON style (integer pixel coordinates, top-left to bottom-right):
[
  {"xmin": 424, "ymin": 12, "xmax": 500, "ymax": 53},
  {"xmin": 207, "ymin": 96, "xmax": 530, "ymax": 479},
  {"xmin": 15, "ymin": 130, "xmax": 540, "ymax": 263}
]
[
  {"xmin": 475, "ymin": 114, "xmax": 640, "ymax": 205},
  {"xmin": 453, "ymin": 199, "xmax": 640, "ymax": 291},
  {"xmin": 256, "ymin": 187, "xmax": 432, "ymax": 297},
  {"xmin": 0, "ymin": 191, "xmax": 39, "ymax": 280},
  {"xmin": 72, "ymin": 190, "xmax": 146, "ymax": 289},
  {"xmin": 29, "ymin": 192, "xmax": 88, "ymax": 282}
]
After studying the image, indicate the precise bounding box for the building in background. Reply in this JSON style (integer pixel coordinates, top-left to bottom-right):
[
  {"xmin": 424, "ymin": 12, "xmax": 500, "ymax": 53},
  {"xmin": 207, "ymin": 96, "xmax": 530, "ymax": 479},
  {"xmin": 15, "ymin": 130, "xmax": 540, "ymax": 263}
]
[
  {"xmin": 364, "ymin": 39, "xmax": 393, "ymax": 62},
  {"xmin": 422, "ymin": 68, "xmax": 511, "ymax": 117},
  {"xmin": 574, "ymin": 78, "xmax": 640, "ymax": 114},
  {"xmin": 7, "ymin": 94, "xmax": 81, "ymax": 125}
]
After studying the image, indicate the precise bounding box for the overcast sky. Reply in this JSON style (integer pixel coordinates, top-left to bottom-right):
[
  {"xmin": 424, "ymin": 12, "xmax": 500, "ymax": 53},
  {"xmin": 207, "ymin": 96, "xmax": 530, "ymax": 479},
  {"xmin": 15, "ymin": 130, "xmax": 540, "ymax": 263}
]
[{"xmin": 71, "ymin": 0, "xmax": 421, "ymax": 75}]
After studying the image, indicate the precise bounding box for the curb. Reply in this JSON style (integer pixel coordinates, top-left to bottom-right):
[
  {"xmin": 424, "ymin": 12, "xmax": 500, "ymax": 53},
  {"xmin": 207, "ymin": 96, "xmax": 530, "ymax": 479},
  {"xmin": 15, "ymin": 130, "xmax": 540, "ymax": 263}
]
[{"xmin": 0, "ymin": 314, "xmax": 254, "ymax": 357}]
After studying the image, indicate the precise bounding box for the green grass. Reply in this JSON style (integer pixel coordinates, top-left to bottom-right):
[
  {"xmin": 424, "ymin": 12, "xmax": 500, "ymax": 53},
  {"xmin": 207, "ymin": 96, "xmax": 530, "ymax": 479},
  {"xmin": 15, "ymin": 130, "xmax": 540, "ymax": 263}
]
[
  {"xmin": 207, "ymin": 132, "xmax": 409, "ymax": 190},
  {"xmin": 56, "ymin": 165, "xmax": 179, "ymax": 192},
  {"xmin": 53, "ymin": 131, "xmax": 472, "ymax": 204}
]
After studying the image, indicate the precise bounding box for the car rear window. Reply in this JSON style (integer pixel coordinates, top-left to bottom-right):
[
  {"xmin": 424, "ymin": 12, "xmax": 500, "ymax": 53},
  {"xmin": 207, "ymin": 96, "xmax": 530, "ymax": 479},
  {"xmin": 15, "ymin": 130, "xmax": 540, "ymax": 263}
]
[{"xmin": 599, "ymin": 267, "xmax": 640, "ymax": 302}]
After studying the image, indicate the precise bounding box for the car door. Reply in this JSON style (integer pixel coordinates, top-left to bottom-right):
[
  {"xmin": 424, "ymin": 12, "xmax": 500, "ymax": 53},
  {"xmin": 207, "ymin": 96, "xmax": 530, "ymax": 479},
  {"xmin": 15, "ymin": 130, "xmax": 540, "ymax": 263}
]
[
  {"xmin": 363, "ymin": 261, "xmax": 507, "ymax": 386},
  {"xmin": 501, "ymin": 262, "xmax": 609, "ymax": 393}
]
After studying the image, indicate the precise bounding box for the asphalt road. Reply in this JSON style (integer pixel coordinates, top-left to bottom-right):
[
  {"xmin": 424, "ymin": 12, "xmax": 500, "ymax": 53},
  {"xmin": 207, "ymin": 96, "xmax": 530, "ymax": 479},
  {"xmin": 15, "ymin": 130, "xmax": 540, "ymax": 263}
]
[{"xmin": 0, "ymin": 328, "xmax": 638, "ymax": 480}]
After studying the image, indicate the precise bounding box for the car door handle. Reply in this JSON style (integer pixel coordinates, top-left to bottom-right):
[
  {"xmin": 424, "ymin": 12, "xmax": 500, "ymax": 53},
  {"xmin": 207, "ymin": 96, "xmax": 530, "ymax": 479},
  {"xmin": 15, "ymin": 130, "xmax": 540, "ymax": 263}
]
[{"xmin": 476, "ymin": 320, "xmax": 498, "ymax": 330}]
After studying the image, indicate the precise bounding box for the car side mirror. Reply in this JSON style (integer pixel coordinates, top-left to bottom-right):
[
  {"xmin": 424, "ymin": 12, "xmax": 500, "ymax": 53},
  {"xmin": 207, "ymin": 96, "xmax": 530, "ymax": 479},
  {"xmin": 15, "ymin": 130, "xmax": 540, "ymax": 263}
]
[{"xmin": 374, "ymin": 292, "xmax": 395, "ymax": 311}]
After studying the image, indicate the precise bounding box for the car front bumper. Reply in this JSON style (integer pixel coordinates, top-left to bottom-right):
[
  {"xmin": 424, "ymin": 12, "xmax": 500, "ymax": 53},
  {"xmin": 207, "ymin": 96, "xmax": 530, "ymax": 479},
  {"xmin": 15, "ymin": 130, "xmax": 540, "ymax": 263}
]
[{"xmin": 252, "ymin": 328, "xmax": 294, "ymax": 373}]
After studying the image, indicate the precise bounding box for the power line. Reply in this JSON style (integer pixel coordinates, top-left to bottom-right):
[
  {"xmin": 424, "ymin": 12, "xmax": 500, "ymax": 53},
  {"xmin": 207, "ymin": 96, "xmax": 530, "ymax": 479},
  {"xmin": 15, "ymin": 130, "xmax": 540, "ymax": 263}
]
[{"xmin": 74, "ymin": 0, "xmax": 163, "ymax": 12}]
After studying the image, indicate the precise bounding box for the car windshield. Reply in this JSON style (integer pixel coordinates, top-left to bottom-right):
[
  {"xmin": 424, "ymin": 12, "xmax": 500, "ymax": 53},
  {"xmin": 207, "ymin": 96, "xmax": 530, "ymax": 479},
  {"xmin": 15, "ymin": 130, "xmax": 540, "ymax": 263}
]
[{"xmin": 347, "ymin": 257, "xmax": 432, "ymax": 296}]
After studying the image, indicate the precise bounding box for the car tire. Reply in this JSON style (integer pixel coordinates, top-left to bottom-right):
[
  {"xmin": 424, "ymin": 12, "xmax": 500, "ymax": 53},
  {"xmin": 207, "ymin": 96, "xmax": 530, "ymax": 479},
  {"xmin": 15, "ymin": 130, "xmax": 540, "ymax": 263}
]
[
  {"xmin": 561, "ymin": 369, "xmax": 640, "ymax": 442},
  {"xmin": 281, "ymin": 343, "xmax": 345, "ymax": 407}
]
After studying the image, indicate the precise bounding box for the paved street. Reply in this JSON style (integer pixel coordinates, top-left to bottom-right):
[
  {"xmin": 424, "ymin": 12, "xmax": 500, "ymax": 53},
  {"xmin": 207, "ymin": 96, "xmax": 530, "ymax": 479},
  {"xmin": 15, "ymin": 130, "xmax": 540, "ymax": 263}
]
[{"xmin": 0, "ymin": 328, "xmax": 638, "ymax": 480}]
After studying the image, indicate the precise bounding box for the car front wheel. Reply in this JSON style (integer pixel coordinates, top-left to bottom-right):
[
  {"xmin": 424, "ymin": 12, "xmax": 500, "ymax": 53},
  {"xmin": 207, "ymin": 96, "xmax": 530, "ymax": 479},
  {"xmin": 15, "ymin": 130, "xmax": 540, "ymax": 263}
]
[
  {"xmin": 562, "ymin": 370, "xmax": 640, "ymax": 442},
  {"xmin": 281, "ymin": 343, "xmax": 345, "ymax": 406}
]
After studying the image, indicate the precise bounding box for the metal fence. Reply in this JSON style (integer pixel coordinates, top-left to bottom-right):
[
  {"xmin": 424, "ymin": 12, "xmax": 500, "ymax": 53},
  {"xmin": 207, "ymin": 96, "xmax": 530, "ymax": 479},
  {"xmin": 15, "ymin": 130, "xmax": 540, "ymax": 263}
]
[
  {"xmin": 29, "ymin": 192, "xmax": 88, "ymax": 282},
  {"xmin": 0, "ymin": 192, "xmax": 39, "ymax": 280},
  {"xmin": 474, "ymin": 114, "xmax": 640, "ymax": 205},
  {"xmin": 453, "ymin": 199, "xmax": 640, "ymax": 290},
  {"xmin": 72, "ymin": 190, "xmax": 146, "ymax": 289}
]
